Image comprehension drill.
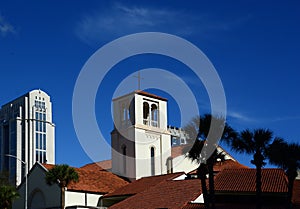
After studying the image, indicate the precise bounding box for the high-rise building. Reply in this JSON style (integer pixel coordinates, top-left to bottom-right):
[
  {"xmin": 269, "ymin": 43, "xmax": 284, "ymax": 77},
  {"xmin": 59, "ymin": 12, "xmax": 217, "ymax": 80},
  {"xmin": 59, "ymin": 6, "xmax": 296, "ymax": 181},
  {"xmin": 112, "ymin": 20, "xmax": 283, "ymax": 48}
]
[{"xmin": 0, "ymin": 89, "xmax": 55, "ymax": 185}]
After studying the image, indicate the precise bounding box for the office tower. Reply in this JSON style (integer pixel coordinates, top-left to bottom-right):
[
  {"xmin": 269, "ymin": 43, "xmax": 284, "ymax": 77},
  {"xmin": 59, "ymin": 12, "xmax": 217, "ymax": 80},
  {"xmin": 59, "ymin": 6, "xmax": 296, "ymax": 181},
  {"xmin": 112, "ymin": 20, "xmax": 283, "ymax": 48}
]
[{"xmin": 0, "ymin": 89, "xmax": 55, "ymax": 185}]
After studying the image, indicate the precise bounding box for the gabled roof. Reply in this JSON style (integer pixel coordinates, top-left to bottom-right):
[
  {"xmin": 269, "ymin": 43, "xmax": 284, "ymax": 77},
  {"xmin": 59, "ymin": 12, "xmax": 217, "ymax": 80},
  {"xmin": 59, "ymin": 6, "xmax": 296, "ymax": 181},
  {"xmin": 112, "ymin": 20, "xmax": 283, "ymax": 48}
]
[
  {"xmin": 82, "ymin": 160, "xmax": 112, "ymax": 170},
  {"xmin": 214, "ymin": 168, "xmax": 288, "ymax": 193},
  {"xmin": 104, "ymin": 172, "xmax": 184, "ymax": 198},
  {"xmin": 188, "ymin": 159, "xmax": 248, "ymax": 175},
  {"xmin": 171, "ymin": 144, "xmax": 191, "ymax": 158},
  {"xmin": 109, "ymin": 178, "xmax": 201, "ymax": 209},
  {"xmin": 42, "ymin": 163, "xmax": 129, "ymax": 194},
  {"xmin": 106, "ymin": 168, "xmax": 291, "ymax": 209},
  {"xmin": 135, "ymin": 90, "xmax": 168, "ymax": 101},
  {"xmin": 213, "ymin": 159, "xmax": 248, "ymax": 172}
]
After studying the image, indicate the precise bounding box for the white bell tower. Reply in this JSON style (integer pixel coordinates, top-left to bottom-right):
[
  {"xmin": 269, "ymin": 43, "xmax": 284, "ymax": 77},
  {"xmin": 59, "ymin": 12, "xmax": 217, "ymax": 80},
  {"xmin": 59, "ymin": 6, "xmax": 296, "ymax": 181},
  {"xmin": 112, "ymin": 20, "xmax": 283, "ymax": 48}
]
[{"xmin": 111, "ymin": 90, "xmax": 171, "ymax": 180}]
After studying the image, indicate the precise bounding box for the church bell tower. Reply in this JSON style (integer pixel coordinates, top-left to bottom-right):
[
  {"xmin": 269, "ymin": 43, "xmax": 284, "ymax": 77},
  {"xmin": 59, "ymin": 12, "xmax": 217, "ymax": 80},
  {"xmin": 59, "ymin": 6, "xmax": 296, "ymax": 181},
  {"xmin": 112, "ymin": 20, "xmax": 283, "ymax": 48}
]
[{"xmin": 111, "ymin": 90, "xmax": 171, "ymax": 180}]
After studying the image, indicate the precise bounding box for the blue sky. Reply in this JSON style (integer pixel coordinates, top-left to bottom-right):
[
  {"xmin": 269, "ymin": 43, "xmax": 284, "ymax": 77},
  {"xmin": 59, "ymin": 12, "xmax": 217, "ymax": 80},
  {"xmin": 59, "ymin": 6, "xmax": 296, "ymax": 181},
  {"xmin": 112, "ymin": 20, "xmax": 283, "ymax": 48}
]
[{"xmin": 0, "ymin": 1, "xmax": 299, "ymax": 168}]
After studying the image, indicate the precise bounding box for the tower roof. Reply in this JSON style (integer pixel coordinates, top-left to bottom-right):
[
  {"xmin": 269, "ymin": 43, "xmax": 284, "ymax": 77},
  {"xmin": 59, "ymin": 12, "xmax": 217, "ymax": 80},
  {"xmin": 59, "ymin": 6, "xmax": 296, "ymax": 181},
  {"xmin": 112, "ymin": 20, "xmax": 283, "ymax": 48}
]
[{"xmin": 112, "ymin": 90, "xmax": 168, "ymax": 102}]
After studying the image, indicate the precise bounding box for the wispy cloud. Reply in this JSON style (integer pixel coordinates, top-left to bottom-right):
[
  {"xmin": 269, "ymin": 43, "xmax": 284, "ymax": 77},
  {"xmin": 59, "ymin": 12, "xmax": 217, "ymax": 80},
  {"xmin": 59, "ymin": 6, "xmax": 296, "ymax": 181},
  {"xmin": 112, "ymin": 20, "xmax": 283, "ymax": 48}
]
[
  {"xmin": 227, "ymin": 109, "xmax": 300, "ymax": 125},
  {"xmin": 0, "ymin": 15, "xmax": 15, "ymax": 37},
  {"xmin": 227, "ymin": 110, "xmax": 257, "ymax": 123},
  {"xmin": 75, "ymin": 2, "xmax": 251, "ymax": 45}
]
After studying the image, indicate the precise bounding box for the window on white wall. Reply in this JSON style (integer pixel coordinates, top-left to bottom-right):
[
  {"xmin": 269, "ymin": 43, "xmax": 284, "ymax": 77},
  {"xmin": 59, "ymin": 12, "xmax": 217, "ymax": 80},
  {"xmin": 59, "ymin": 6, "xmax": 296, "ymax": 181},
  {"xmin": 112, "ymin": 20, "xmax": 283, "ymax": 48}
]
[
  {"xmin": 150, "ymin": 147, "xmax": 155, "ymax": 176},
  {"xmin": 122, "ymin": 145, "xmax": 127, "ymax": 174},
  {"xmin": 151, "ymin": 104, "xmax": 158, "ymax": 127},
  {"xmin": 143, "ymin": 102, "xmax": 149, "ymax": 125},
  {"xmin": 121, "ymin": 102, "xmax": 130, "ymax": 128}
]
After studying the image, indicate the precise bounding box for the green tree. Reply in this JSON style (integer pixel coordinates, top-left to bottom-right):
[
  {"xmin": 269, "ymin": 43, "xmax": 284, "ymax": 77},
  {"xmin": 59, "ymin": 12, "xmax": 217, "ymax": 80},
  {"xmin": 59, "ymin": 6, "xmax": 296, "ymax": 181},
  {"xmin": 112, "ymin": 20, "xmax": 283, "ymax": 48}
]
[
  {"xmin": 0, "ymin": 171, "xmax": 19, "ymax": 209},
  {"xmin": 45, "ymin": 164, "xmax": 79, "ymax": 209},
  {"xmin": 184, "ymin": 114, "xmax": 237, "ymax": 209},
  {"xmin": 268, "ymin": 138, "xmax": 300, "ymax": 209},
  {"xmin": 231, "ymin": 129, "xmax": 274, "ymax": 209}
]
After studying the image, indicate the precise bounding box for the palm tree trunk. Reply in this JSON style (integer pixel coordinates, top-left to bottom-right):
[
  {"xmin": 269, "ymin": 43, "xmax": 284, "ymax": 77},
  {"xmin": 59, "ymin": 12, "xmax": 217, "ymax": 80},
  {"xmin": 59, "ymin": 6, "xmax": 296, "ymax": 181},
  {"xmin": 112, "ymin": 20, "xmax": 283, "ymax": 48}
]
[
  {"xmin": 61, "ymin": 186, "xmax": 65, "ymax": 209},
  {"xmin": 208, "ymin": 159, "xmax": 215, "ymax": 209},
  {"xmin": 256, "ymin": 165, "xmax": 262, "ymax": 209},
  {"xmin": 287, "ymin": 173, "xmax": 296, "ymax": 209},
  {"xmin": 198, "ymin": 164, "xmax": 210, "ymax": 209}
]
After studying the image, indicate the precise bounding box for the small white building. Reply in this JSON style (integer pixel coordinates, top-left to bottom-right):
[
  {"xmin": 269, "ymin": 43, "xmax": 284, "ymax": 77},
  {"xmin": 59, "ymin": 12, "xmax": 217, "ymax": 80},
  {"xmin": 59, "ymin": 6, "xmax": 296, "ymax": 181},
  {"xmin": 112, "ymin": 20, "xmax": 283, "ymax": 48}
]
[{"xmin": 13, "ymin": 162, "xmax": 129, "ymax": 209}]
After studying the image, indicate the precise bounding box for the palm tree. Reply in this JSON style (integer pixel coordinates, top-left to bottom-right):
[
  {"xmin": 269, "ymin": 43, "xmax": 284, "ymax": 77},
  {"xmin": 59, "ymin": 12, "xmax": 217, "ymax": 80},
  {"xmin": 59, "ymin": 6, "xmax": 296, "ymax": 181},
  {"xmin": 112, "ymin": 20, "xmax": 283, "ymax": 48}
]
[
  {"xmin": 0, "ymin": 171, "xmax": 19, "ymax": 209},
  {"xmin": 231, "ymin": 128, "xmax": 274, "ymax": 209},
  {"xmin": 0, "ymin": 185, "xmax": 19, "ymax": 209},
  {"xmin": 45, "ymin": 164, "xmax": 79, "ymax": 209},
  {"xmin": 268, "ymin": 138, "xmax": 300, "ymax": 209},
  {"xmin": 186, "ymin": 139, "xmax": 210, "ymax": 209},
  {"xmin": 184, "ymin": 114, "xmax": 237, "ymax": 209}
]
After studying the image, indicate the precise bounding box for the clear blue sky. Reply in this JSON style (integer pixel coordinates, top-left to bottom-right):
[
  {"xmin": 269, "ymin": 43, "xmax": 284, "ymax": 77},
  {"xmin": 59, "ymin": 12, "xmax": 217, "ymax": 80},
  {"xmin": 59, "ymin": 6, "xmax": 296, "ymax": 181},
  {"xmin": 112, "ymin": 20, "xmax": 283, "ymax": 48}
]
[{"xmin": 0, "ymin": 1, "xmax": 299, "ymax": 168}]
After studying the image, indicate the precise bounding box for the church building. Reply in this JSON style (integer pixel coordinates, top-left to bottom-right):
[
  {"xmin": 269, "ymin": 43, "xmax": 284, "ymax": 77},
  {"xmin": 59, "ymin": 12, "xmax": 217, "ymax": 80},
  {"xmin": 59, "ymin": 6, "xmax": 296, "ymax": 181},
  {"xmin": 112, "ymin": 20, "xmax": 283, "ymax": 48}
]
[{"xmin": 111, "ymin": 90, "xmax": 172, "ymax": 180}]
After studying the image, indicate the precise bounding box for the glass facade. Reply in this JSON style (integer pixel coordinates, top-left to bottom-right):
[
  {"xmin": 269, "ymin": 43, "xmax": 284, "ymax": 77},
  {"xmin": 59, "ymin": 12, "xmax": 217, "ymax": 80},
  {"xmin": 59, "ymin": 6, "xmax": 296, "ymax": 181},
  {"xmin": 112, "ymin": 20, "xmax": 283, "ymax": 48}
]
[{"xmin": 35, "ymin": 101, "xmax": 47, "ymax": 163}]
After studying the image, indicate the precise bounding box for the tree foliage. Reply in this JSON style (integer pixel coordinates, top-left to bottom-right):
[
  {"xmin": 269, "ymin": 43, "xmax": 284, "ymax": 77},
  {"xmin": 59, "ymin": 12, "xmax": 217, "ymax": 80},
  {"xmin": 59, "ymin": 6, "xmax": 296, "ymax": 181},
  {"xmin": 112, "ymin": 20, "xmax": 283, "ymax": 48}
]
[
  {"xmin": 0, "ymin": 171, "xmax": 19, "ymax": 209},
  {"xmin": 45, "ymin": 164, "xmax": 79, "ymax": 209}
]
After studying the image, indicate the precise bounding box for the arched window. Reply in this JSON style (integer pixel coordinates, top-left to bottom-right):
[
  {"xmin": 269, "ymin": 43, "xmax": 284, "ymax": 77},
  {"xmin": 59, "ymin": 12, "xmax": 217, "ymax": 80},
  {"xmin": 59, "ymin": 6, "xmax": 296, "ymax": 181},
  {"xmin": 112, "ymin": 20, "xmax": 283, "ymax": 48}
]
[
  {"xmin": 29, "ymin": 189, "xmax": 46, "ymax": 209},
  {"xmin": 151, "ymin": 104, "xmax": 158, "ymax": 127},
  {"xmin": 143, "ymin": 102, "xmax": 149, "ymax": 125},
  {"xmin": 122, "ymin": 145, "xmax": 127, "ymax": 174},
  {"xmin": 121, "ymin": 103, "xmax": 130, "ymax": 128},
  {"xmin": 150, "ymin": 147, "xmax": 155, "ymax": 176}
]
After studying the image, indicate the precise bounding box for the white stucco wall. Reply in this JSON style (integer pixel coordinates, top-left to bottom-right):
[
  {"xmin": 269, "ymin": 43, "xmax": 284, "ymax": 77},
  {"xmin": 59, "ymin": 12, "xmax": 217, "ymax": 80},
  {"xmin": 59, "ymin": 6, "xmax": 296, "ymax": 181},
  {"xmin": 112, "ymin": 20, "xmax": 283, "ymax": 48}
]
[
  {"xmin": 65, "ymin": 190, "xmax": 102, "ymax": 207},
  {"xmin": 172, "ymin": 155, "xmax": 199, "ymax": 174},
  {"xmin": 112, "ymin": 91, "xmax": 172, "ymax": 180},
  {"xmin": 13, "ymin": 163, "xmax": 60, "ymax": 209}
]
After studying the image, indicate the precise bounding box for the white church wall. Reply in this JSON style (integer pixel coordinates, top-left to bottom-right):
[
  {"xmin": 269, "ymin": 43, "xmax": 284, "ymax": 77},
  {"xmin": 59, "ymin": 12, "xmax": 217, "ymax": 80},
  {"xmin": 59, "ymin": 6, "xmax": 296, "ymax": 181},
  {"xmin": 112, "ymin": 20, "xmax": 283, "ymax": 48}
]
[
  {"xmin": 13, "ymin": 163, "xmax": 60, "ymax": 209},
  {"xmin": 112, "ymin": 91, "xmax": 172, "ymax": 180},
  {"xmin": 65, "ymin": 191, "xmax": 102, "ymax": 207},
  {"xmin": 172, "ymin": 155, "xmax": 199, "ymax": 174}
]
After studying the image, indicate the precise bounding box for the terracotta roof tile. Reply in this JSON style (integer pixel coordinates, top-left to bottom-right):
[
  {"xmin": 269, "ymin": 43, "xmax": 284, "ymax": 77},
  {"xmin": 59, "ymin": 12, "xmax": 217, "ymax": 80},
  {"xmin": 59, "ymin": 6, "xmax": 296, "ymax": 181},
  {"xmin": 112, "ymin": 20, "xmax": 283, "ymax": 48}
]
[
  {"xmin": 182, "ymin": 203, "xmax": 206, "ymax": 209},
  {"xmin": 42, "ymin": 163, "xmax": 128, "ymax": 194},
  {"xmin": 188, "ymin": 159, "xmax": 248, "ymax": 175},
  {"xmin": 213, "ymin": 159, "xmax": 248, "ymax": 172},
  {"xmin": 105, "ymin": 172, "xmax": 184, "ymax": 197},
  {"xmin": 135, "ymin": 90, "xmax": 168, "ymax": 101},
  {"xmin": 183, "ymin": 203, "xmax": 287, "ymax": 209},
  {"xmin": 109, "ymin": 178, "xmax": 201, "ymax": 209},
  {"xmin": 214, "ymin": 168, "xmax": 288, "ymax": 193},
  {"xmin": 42, "ymin": 163, "xmax": 55, "ymax": 170},
  {"xmin": 80, "ymin": 161, "xmax": 109, "ymax": 170},
  {"xmin": 171, "ymin": 144, "xmax": 191, "ymax": 158}
]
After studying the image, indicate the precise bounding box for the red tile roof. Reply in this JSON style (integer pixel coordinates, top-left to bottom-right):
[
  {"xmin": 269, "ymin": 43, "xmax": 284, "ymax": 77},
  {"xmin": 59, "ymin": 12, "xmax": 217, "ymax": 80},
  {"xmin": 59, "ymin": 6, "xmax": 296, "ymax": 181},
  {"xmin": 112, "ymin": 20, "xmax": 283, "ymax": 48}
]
[
  {"xmin": 105, "ymin": 172, "xmax": 184, "ymax": 197},
  {"xmin": 42, "ymin": 163, "xmax": 128, "ymax": 194},
  {"xmin": 135, "ymin": 90, "xmax": 168, "ymax": 101},
  {"xmin": 81, "ymin": 161, "xmax": 111, "ymax": 170},
  {"xmin": 188, "ymin": 159, "xmax": 248, "ymax": 174},
  {"xmin": 171, "ymin": 144, "xmax": 191, "ymax": 158},
  {"xmin": 42, "ymin": 163, "xmax": 55, "ymax": 170},
  {"xmin": 183, "ymin": 203, "xmax": 288, "ymax": 209},
  {"xmin": 109, "ymin": 178, "xmax": 201, "ymax": 209},
  {"xmin": 182, "ymin": 203, "xmax": 206, "ymax": 209},
  {"xmin": 213, "ymin": 159, "xmax": 248, "ymax": 172},
  {"xmin": 214, "ymin": 168, "xmax": 288, "ymax": 193},
  {"xmin": 106, "ymin": 168, "xmax": 290, "ymax": 209}
]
